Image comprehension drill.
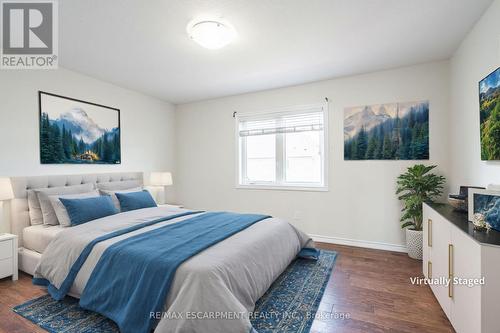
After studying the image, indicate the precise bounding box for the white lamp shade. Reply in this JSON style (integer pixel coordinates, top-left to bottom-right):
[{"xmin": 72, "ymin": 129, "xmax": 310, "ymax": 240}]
[
  {"xmin": 150, "ymin": 172, "xmax": 173, "ymax": 186},
  {"xmin": 0, "ymin": 178, "xmax": 14, "ymax": 201}
]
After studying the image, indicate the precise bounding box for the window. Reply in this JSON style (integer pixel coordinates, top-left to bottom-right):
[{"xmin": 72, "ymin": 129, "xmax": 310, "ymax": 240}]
[{"xmin": 237, "ymin": 103, "xmax": 328, "ymax": 190}]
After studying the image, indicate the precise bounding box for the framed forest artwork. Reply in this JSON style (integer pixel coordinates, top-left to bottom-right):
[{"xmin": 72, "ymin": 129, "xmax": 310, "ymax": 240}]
[
  {"xmin": 479, "ymin": 67, "xmax": 500, "ymax": 160},
  {"xmin": 39, "ymin": 91, "xmax": 121, "ymax": 164},
  {"xmin": 344, "ymin": 101, "xmax": 429, "ymax": 160}
]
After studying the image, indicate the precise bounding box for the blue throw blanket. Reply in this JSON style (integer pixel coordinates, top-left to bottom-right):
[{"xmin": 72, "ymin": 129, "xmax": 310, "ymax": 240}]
[
  {"xmin": 33, "ymin": 211, "xmax": 202, "ymax": 299},
  {"xmin": 78, "ymin": 212, "xmax": 271, "ymax": 333}
]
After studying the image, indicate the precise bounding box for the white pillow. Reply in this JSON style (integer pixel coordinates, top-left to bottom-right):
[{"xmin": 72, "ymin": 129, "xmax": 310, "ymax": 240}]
[
  {"xmin": 27, "ymin": 190, "xmax": 44, "ymax": 225},
  {"xmin": 96, "ymin": 180, "xmax": 142, "ymax": 191},
  {"xmin": 49, "ymin": 190, "xmax": 101, "ymax": 227},
  {"xmin": 32, "ymin": 183, "xmax": 95, "ymax": 226},
  {"xmin": 99, "ymin": 187, "xmax": 143, "ymax": 211}
]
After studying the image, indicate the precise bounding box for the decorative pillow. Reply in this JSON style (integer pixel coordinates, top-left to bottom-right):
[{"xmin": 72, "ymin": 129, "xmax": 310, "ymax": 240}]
[
  {"xmin": 49, "ymin": 190, "xmax": 100, "ymax": 227},
  {"xmin": 96, "ymin": 180, "xmax": 142, "ymax": 191},
  {"xmin": 29, "ymin": 183, "xmax": 95, "ymax": 226},
  {"xmin": 27, "ymin": 190, "xmax": 44, "ymax": 225},
  {"xmin": 115, "ymin": 190, "xmax": 157, "ymax": 212},
  {"xmin": 60, "ymin": 196, "xmax": 118, "ymax": 226},
  {"xmin": 99, "ymin": 187, "xmax": 143, "ymax": 211}
]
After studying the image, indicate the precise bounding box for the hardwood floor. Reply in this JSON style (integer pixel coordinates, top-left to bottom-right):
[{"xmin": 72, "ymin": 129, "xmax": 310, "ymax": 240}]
[
  {"xmin": 310, "ymin": 243, "xmax": 454, "ymax": 333},
  {"xmin": 0, "ymin": 243, "xmax": 454, "ymax": 333},
  {"xmin": 0, "ymin": 273, "xmax": 46, "ymax": 333}
]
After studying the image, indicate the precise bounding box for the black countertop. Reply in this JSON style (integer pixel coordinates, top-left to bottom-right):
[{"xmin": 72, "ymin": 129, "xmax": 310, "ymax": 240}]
[{"xmin": 426, "ymin": 202, "xmax": 500, "ymax": 247}]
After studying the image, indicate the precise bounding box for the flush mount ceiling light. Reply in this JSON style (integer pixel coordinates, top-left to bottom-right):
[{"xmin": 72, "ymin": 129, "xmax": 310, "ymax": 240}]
[{"xmin": 187, "ymin": 20, "xmax": 236, "ymax": 50}]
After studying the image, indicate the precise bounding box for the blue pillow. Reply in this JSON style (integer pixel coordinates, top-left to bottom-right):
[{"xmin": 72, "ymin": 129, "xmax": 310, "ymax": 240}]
[
  {"xmin": 60, "ymin": 196, "xmax": 118, "ymax": 226},
  {"xmin": 115, "ymin": 190, "xmax": 157, "ymax": 212}
]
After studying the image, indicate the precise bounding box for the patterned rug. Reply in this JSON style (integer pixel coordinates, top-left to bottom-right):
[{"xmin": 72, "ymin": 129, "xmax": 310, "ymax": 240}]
[{"xmin": 13, "ymin": 250, "xmax": 337, "ymax": 333}]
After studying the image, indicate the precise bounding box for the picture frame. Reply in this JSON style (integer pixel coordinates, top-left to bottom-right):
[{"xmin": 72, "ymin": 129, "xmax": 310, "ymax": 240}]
[
  {"xmin": 343, "ymin": 100, "xmax": 429, "ymax": 160},
  {"xmin": 39, "ymin": 91, "xmax": 121, "ymax": 164},
  {"xmin": 468, "ymin": 188, "xmax": 500, "ymax": 232},
  {"xmin": 478, "ymin": 67, "xmax": 500, "ymax": 161}
]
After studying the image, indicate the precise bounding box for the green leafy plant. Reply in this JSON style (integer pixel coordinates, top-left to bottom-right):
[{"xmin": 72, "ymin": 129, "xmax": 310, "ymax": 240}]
[{"xmin": 396, "ymin": 164, "xmax": 445, "ymax": 231}]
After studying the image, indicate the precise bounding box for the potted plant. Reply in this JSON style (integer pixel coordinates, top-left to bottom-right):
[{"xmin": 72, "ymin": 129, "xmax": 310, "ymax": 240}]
[{"xmin": 396, "ymin": 164, "xmax": 445, "ymax": 259}]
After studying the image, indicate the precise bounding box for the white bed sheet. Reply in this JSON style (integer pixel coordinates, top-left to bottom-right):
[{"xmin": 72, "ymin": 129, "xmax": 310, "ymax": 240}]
[{"xmin": 23, "ymin": 224, "xmax": 65, "ymax": 253}]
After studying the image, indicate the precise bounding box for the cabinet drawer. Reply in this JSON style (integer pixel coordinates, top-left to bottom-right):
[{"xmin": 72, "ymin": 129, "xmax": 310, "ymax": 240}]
[
  {"xmin": 0, "ymin": 240, "xmax": 13, "ymax": 260},
  {"xmin": 0, "ymin": 257, "xmax": 13, "ymax": 279}
]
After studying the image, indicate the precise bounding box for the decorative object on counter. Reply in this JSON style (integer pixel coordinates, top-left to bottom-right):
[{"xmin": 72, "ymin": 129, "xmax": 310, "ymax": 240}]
[
  {"xmin": 448, "ymin": 195, "xmax": 467, "ymax": 212},
  {"xmin": 479, "ymin": 67, "xmax": 500, "ymax": 161},
  {"xmin": 396, "ymin": 164, "xmax": 445, "ymax": 260},
  {"xmin": 471, "ymin": 213, "xmax": 491, "ymax": 231},
  {"xmin": 468, "ymin": 188, "xmax": 500, "ymax": 232},
  {"xmin": 447, "ymin": 186, "xmax": 485, "ymax": 212}
]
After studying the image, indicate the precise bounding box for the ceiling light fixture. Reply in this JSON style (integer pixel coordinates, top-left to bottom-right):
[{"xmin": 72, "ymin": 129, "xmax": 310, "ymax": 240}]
[{"xmin": 187, "ymin": 20, "xmax": 236, "ymax": 50}]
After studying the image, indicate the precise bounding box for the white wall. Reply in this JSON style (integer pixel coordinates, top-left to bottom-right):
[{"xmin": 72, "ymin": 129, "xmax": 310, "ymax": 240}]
[
  {"xmin": 0, "ymin": 68, "xmax": 177, "ymax": 232},
  {"xmin": 449, "ymin": 0, "xmax": 500, "ymax": 190},
  {"xmin": 175, "ymin": 61, "xmax": 450, "ymax": 250}
]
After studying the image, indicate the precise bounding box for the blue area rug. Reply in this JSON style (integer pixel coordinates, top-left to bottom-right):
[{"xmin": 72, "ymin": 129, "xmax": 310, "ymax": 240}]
[{"xmin": 13, "ymin": 250, "xmax": 337, "ymax": 333}]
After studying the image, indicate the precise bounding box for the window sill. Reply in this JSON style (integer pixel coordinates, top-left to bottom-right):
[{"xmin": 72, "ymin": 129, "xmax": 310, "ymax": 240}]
[{"xmin": 236, "ymin": 184, "xmax": 329, "ymax": 192}]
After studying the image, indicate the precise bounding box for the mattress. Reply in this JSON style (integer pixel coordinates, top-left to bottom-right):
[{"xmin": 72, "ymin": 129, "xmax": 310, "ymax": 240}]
[{"xmin": 23, "ymin": 224, "xmax": 64, "ymax": 253}]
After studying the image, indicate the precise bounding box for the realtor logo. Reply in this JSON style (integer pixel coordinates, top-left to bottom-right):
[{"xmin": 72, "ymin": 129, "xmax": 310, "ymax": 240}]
[{"xmin": 1, "ymin": 0, "xmax": 58, "ymax": 69}]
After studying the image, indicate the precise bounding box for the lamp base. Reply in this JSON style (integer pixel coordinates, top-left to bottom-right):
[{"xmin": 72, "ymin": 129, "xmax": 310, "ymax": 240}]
[{"xmin": 151, "ymin": 186, "xmax": 167, "ymax": 205}]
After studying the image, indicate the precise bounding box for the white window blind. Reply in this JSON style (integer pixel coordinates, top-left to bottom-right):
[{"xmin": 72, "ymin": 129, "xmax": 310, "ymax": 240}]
[
  {"xmin": 236, "ymin": 103, "xmax": 328, "ymax": 191},
  {"xmin": 238, "ymin": 111, "xmax": 324, "ymax": 137}
]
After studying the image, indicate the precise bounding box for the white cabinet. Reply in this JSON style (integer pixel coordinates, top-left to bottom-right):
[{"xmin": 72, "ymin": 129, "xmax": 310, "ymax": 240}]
[
  {"xmin": 0, "ymin": 233, "xmax": 18, "ymax": 281},
  {"xmin": 451, "ymin": 226, "xmax": 481, "ymax": 333},
  {"xmin": 423, "ymin": 203, "xmax": 500, "ymax": 333},
  {"xmin": 422, "ymin": 210, "xmax": 431, "ymax": 277},
  {"xmin": 430, "ymin": 210, "xmax": 453, "ymax": 318}
]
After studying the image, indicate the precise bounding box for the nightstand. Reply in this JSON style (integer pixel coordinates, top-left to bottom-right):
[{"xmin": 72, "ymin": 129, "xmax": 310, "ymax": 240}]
[{"xmin": 0, "ymin": 233, "xmax": 18, "ymax": 281}]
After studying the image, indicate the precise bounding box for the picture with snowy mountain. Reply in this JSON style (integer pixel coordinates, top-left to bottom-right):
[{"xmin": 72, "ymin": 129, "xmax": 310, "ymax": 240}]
[
  {"xmin": 344, "ymin": 101, "xmax": 429, "ymax": 160},
  {"xmin": 39, "ymin": 92, "xmax": 120, "ymax": 164}
]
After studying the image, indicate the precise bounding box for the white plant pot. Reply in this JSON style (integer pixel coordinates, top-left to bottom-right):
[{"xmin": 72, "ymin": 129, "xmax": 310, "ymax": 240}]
[{"xmin": 406, "ymin": 228, "xmax": 423, "ymax": 260}]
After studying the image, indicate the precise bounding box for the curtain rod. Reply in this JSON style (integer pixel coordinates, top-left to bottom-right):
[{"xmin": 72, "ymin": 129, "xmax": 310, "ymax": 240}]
[{"xmin": 232, "ymin": 97, "xmax": 329, "ymax": 118}]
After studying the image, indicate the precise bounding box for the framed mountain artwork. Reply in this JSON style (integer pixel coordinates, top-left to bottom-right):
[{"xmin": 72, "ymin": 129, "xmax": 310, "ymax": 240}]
[
  {"xmin": 344, "ymin": 101, "xmax": 429, "ymax": 160},
  {"xmin": 479, "ymin": 67, "xmax": 500, "ymax": 160},
  {"xmin": 39, "ymin": 91, "xmax": 121, "ymax": 164}
]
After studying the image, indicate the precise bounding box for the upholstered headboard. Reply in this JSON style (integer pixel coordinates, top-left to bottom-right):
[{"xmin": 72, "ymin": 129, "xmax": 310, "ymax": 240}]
[{"xmin": 10, "ymin": 172, "xmax": 143, "ymax": 247}]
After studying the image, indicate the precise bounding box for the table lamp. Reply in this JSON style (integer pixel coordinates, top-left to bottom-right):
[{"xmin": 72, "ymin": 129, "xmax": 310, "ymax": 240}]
[
  {"xmin": 150, "ymin": 172, "xmax": 173, "ymax": 204},
  {"xmin": 0, "ymin": 178, "xmax": 14, "ymax": 234}
]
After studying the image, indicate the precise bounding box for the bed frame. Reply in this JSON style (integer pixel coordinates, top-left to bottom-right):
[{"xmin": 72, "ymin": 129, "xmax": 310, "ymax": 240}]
[{"xmin": 9, "ymin": 172, "xmax": 143, "ymax": 275}]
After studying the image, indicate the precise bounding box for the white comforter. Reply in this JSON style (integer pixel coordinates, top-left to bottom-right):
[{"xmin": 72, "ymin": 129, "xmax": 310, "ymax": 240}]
[{"xmin": 34, "ymin": 206, "xmax": 312, "ymax": 333}]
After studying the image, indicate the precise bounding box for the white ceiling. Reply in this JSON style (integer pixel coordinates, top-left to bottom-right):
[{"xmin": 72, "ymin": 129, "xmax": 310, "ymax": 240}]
[{"xmin": 59, "ymin": 0, "xmax": 493, "ymax": 104}]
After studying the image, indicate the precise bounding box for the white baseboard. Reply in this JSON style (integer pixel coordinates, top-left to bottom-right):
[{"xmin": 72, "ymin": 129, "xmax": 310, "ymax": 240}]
[{"xmin": 310, "ymin": 234, "xmax": 407, "ymax": 253}]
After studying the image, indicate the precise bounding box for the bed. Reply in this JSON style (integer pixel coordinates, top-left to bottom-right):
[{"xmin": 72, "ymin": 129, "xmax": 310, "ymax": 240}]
[
  {"xmin": 23, "ymin": 225, "xmax": 64, "ymax": 253},
  {"xmin": 10, "ymin": 172, "xmax": 314, "ymax": 333},
  {"xmin": 11, "ymin": 172, "xmax": 145, "ymax": 275}
]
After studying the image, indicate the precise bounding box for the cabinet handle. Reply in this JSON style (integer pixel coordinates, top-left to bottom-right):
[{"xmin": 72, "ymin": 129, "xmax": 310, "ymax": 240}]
[
  {"xmin": 448, "ymin": 244, "xmax": 453, "ymax": 298},
  {"xmin": 428, "ymin": 261, "xmax": 432, "ymax": 279},
  {"xmin": 428, "ymin": 219, "xmax": 432, "ymax": 247}
]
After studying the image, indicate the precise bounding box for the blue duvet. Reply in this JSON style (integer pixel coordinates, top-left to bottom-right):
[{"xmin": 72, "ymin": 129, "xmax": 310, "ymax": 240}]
[{"xmin": 76, "ymin": 211, "xmax": 270, "ymax": 333}]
